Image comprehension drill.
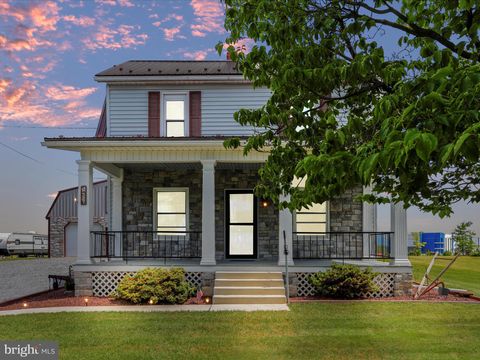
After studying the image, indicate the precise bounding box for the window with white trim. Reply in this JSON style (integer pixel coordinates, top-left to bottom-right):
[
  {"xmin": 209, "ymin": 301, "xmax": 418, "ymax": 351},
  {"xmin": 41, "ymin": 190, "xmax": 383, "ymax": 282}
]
[
  {"xmin": 154, "ymin": 188, "xmax": 188, "ymax": 234},
  {"xmin": 292, "ymin": 176, "xmax": 328, "ymax": 233},
  {"xmin": 295, "ymin": 203, "xmax": 327, "ymax": 233},
  {"xmin": 162, "ymin": 94, "xmax": 188, "ymax": 137}
]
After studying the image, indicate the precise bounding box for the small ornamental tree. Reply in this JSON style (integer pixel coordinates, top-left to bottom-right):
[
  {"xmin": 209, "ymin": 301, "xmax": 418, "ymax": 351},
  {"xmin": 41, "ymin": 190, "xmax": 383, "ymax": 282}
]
[
  {"xmin": 411, "ymin": 232, "xmax": 426, "ymax": 256},
  {"xmin": 453, "ymin": 221, "xmax": 476, "ymax": 255}
]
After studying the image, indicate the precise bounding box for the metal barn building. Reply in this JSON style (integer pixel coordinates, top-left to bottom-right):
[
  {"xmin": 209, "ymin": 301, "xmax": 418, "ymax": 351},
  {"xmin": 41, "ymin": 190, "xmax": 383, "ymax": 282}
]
[{"xmin": 46, "ymin": 181, "xmax": 108, "ymax": 257}]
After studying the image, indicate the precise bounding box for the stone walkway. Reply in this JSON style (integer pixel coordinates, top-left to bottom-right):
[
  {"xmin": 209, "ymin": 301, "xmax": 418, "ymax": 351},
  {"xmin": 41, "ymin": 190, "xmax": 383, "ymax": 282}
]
[
  {"xmin": 0, "ymin": 257, "xmax": 75, "ymax": 303},
  {"xmin": 0, "ymin": 304, "xmax": 289, "ymax": 316}
]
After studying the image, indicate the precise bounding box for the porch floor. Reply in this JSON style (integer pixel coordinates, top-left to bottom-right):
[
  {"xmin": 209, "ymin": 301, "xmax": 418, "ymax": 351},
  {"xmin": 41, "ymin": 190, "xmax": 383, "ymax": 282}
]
[{"xmin": 77, "ymin": 258, "xmax": 411, "ymax": 273}]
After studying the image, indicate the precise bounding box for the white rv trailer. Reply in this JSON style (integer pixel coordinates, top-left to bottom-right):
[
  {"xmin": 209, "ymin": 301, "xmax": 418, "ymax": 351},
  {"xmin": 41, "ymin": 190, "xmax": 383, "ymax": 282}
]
[
  {"xmin": 5, "ymin": 233, "xmax": 48, "ymax": 256},
  {"xmin": 0, "ymin": 233, "xmax": 9, "ymax": 255}
]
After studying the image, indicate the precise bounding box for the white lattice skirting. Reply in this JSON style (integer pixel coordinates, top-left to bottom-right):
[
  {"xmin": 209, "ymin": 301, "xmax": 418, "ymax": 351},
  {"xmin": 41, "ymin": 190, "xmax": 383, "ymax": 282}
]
[
  {"xmin": 91, "ymin": 271, "xmax": 203, "ymax": 297},
  {"xmin": 295, "ymin": 272, "xmax": 396, "ymax": 298}
]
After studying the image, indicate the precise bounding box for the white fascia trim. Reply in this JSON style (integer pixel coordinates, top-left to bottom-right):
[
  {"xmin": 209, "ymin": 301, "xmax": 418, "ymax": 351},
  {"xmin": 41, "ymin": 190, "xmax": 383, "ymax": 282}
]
[
  {"xmin": 94, "ymin": 75, "xmax": 248, "ymax": 83},
  {"xmin": 42, "ymin": 139, "xmax": 232, "ymax": 149}
]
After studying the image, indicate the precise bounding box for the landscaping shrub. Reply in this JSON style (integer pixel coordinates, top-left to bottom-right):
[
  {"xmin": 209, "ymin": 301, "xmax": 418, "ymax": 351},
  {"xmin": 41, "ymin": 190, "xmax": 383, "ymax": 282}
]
[
  {"xmin": 308, "ymin": 264, "xmax": 378, "ymax": 299},
  {"xmin": 442, "ymin": 250, "xmax": 453, "ymax": 256},
  {"xmin": 116, "ymin": 267, "xmax": 195, "ymax": 304},
  {"xmin": 471, "ymin": 248, "xmax": 480, "ymax": 257}
]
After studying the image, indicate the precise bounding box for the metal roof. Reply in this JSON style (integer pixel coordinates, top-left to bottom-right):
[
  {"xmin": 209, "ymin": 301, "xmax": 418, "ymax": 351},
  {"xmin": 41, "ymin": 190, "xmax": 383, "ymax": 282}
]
[
  {"xmin": 46, "ymin": 181, "xmax": 108, "ymax": 219},
  {"xmin": 43, "ymin": 136, "xmax": 247, "ymax": 142},
  {"xmin": 95, "ymin": 60, "xmax": 242, "ymax": 77}
]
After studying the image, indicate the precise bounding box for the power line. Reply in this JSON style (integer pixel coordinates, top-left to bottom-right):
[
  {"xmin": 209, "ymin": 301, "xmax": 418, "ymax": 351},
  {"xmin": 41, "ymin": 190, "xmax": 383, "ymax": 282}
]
[
  {"xmin": 0, "ymin": 141, "xmax": 105, "ymax": 180},
  {"xmin": 0, "ymin": 125, "xmax": 96, "ymax": 129},
  {"xmin": 0, "ymin": 141, "xmax": 43, "ymax": 164}
]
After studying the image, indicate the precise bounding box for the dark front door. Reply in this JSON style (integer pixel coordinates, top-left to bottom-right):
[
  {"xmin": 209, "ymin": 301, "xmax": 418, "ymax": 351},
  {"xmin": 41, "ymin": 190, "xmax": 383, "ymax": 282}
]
[{"xmin": 226, "ymin": 190, "xmax": 257, "ymax": 259}]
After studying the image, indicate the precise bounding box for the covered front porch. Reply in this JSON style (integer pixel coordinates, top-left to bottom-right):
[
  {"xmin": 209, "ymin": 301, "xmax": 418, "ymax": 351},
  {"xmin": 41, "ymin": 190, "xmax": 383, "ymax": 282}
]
[{"xmin": 44, "ymin": 138, "xmax": 410, "ymax": 269}]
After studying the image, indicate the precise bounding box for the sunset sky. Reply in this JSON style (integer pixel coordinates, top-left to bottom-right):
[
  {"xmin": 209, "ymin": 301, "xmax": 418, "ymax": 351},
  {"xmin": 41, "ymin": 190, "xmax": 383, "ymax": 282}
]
[{"xmin": 0, "ymin": 0, "xmax": 479, "ymax": 235}]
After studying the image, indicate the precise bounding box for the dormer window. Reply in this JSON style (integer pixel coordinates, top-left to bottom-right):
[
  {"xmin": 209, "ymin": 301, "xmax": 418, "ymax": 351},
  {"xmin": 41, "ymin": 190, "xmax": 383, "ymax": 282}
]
[{"xmin": 163, "ymin": 94, "xmax": 188, "ymax": 137}]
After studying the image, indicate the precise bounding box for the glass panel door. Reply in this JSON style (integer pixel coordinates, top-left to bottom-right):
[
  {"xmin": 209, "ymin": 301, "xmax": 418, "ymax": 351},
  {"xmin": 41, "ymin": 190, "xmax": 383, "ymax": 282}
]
[{"xmin": 226, "ymin": 190, "xmax": 257, "ymax": 258}]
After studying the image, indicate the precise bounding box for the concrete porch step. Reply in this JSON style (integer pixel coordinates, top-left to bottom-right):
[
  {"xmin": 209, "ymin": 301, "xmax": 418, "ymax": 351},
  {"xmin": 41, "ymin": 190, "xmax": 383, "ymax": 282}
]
[
  {"xmin": 215, "ymin": 279, "xmax": 284, "ymax": 287},
  {"xmin": 216, "ymin": 271, "xmax": 283, "ymax": 280},
  {"xmin": 214, "ymin": 286, "xmax": 286, "ymax": 296},
  {"xmin": 213, "ymin": 295, "xmax": 286, "ymax": 304}
]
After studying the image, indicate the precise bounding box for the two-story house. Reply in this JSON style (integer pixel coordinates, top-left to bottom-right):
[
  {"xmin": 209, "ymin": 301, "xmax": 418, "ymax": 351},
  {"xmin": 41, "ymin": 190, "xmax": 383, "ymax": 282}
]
[{"xmin": 43, "ymin": 60, "xmax": 412, "ymax": 303}]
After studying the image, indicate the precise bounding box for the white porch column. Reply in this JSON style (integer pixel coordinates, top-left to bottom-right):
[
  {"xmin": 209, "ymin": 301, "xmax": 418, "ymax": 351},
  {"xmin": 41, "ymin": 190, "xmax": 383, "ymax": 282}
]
[
  {"xmin": 76, "ymin": 160, "xmax": 93, "ymax": 264},
  {"xmin": 278, "ymin": 195, "xmax": 294, "ymax": 266},
  {"xmin": 390, "ymin": 202, "xmax": 410, "ymax": 265},
  {"xmin": 362, "ymin": 186, "xmax": 377, "ymax": 257},
  {"xmin": 200, "ymin": 160, "xmax": 216, "ymax": 265},
  {"xmin": 111, "ymin": 171, "xmax": 123, "ymax": 257}
]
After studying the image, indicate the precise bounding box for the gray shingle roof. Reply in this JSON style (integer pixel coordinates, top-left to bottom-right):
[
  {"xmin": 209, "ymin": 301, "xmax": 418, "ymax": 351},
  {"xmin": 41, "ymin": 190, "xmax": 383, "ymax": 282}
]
[{"xmin": 95, "ymin": 60, "xmax": 242, "ymax": 77}]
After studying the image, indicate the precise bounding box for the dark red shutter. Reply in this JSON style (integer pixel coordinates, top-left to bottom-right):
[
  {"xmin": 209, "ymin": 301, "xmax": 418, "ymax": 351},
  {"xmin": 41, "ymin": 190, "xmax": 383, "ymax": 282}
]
[
  {"xmin": 148, "ymin": 92, "xmax": 160, "ymax": 137},
  {"xmin": 189, "ymin": 91, "xmax": 201, "ymax": 137}
]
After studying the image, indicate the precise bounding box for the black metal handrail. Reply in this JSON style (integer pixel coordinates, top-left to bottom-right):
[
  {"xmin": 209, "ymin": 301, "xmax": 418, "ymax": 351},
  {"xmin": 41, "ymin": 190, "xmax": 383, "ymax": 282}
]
[
  {"xmin": 292, "ymin": 231, "xmax": 392, "ymax": 260},
  {"xmin": 91, "ymin": 231, "xmax": 201, "ymax": 260}
]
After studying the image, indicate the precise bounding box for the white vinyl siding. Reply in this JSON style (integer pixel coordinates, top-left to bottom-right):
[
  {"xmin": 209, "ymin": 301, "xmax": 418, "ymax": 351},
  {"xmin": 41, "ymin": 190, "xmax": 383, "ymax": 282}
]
[
  {"xmin": 201, "ymin": 87, "xmax": 271, "ymax": 136},
  {"xmin": 107, "ymin": 85, "xmax": 271, "ymax": 137}
]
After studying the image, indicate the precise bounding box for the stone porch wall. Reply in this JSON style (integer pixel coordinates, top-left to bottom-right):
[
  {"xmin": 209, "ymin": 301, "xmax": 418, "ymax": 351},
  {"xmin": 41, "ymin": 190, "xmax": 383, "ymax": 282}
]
[
  {"xmin": 122, "ymin": 166, "xmax": 279, "ymax": 261},
  {"xmin": 49, "ymin": 217, "xmax": 107, "ymax": 258}
]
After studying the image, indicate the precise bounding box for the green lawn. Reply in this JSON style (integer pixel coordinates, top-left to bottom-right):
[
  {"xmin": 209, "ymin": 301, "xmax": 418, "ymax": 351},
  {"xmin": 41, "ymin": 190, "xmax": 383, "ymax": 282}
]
[
  {"xmin": 410, "ymin": 256, "xmax": 480, "ymax": 295},
  {"xmin": 0, "ymin": 303, "xmax": 479, "ymax": 359},
  {"xmin": 0, "ymin": 255, "xmax": 40, "ymax": 262}
]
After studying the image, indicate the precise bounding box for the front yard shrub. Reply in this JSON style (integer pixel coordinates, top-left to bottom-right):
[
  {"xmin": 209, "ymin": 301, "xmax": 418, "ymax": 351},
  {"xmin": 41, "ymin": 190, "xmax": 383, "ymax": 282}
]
[
  {"xmin": 442, "ymin": 250, "xmax": 453, "ymax": 256},
  {"xmin": 116, "ymin": 267, "xmax": 195, "ymax": 304},
  {"xmin": 308, "ymin": 264, "xmax": 378, "ymax": 299}
]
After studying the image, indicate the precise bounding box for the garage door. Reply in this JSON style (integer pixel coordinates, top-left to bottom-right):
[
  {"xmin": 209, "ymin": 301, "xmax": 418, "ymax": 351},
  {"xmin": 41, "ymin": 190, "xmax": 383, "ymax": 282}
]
[{"xmin": 65, "ymin": 223, "xmax": 104, "ymax": 257}]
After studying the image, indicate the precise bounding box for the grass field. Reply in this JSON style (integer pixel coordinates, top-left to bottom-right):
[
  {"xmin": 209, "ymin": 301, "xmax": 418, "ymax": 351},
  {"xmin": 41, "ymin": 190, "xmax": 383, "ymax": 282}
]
[
  {"xmin": 0, "ymin": 303, "xmax": 479, "ymax": 359},
  {"xmin": 0, "ymin": 255, "xmax": 40, "ymax": 262},
  {"xmin": 410, "ymin": 256, "xmax": 480, "ymax": 295}
]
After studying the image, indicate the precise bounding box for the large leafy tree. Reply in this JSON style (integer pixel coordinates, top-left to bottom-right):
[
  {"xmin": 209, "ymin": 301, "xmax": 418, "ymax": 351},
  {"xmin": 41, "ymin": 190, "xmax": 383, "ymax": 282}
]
[{"xmin": 218, "ymin": 0, "xmax": 480, "ymax": 216}]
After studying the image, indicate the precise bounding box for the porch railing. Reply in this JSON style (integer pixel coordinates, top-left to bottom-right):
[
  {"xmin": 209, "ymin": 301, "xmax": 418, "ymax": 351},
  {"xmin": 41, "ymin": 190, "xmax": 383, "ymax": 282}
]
[
  {"xmin": 292, "ymin": 231, "xmax": 392, "ymax": 260},
  {"xmin": 91, "ymin": 231, "xmax": 201, "ymax": 260}
]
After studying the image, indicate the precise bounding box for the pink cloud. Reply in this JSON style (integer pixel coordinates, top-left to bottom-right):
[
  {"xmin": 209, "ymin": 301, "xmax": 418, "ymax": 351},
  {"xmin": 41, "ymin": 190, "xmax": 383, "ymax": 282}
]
[
  {"xmin": 63, "ymin": 15, "xmax": 95, "ymax": 27},
  {"xmin": 163, "ymin": 26, "xmax": 183, "ymax": 41},
  {"xmin": 152, "ymin": 13, "xmax": 184, "ymax": 29},
  {"xmin": 0, "ymin": 2, "xmax": 26, "ymax": 22},
  {"xmin": 118, "ymin": 0, "xmax": 135, "ymax": 7},
  {"xmin": 82, "ymin": 24, "xmax": 148, "ymax": 51},
  {"xmin": 191, "ymin": 29, "xmax": 206, "ymax": 37},
  {"xmin": 190, "ymin": 0, "xmax": 225, "ymax": 36},
  {"xmin": 0, "ymin": 78, "xmax": 12, "ymax": 93},
  {"xmin": 0, "ymin": 81, "xmax": 101, "ymax": 127},
  {"xmin": 183, "ymin": 50, "xmax": 208, "ymax": 60},
  {"xmin": 224, "ymin": 38, "xmax": 255, "ymax": 53},
  {"xmin": 29, "ymin": 1, "xmax": 60, "ymax": 33},
  {"xmin": 94, "ymin": 0, "xmax": 117, "ymax": 6},
  {"xmin": 4, "ymin": 82, "xmax": 35, "ymax": 107},
  {"xmin": 45, "ymin": 85, "xmax": 97, "ymax": 101},
  {"xmin": 95, "ymin": 0, "xmax": 135, "ymax": 6},
  {"xmin": 47, "ymin": 192, "xmax": 58, "ymax": 199}
]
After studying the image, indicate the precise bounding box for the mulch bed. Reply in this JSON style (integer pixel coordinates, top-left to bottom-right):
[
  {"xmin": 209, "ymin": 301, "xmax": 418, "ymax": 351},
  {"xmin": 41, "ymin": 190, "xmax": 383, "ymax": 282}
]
[
  {"xmin": 0, "ymin": 289, "xmax": 206, "ymax": 311},
  {"xmin": 291, "ymin": 293, "xmax": 480, "ymax": 303},
  {"xmin": 1, "ymin": 289, "xmax": 478, "ymax": 311}
]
